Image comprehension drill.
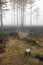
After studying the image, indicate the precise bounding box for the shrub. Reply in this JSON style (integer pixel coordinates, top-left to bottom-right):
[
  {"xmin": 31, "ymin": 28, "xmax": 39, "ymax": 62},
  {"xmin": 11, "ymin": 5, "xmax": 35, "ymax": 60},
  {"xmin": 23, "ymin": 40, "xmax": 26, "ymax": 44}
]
[
  {"xmin": 0, "ymin": 44, "xmax": 6, "ymax": 53},
  {"xmin": 0, "ymin": 37, "xmax": 7, "ymax": 44},
  {"xmin": 8, "ymin": 32, "xmax": 19, "ymax": 38},
  {"xmin": 21, "ymin": 37, "xmax": 41, "ymax": 47},
  {"xmin": 0, "ymin": 36, "xmax": 7, "ymax": 53}
]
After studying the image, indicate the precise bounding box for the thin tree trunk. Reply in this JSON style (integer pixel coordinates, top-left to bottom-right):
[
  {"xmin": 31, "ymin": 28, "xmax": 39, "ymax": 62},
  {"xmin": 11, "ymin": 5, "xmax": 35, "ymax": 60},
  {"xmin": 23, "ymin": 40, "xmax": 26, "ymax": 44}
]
[
  {"xmin": 30, "ymin": 2, "xmax": 32, "ymax": 28},
  {"xmin": 14, "ymin": 4, "xmax": 15, "ymax": 27},
  {"xmin": 36, "ymin": 8, "xmax": 39, "ymax": 26},
  {"xmin": 21, "ymin": 3, "xmax": 24, "ymax": 30},
  {"xmin": 22, "ymin": 4, "xmax": 24, "ymax": 28},
  {"xmin": 1, "ymin": 7, "xmax": 3, "ymax": 28},
  {"xmin": 17, "ymin": 2, "xmax": 18, "ymax": 31},
  {"xmin": 21, "ymin": 4, "xmax": 23, "ymax": 29},
  {"xmin": 30, "ymin": 0, "xmax": 32, "ymax": 35}
]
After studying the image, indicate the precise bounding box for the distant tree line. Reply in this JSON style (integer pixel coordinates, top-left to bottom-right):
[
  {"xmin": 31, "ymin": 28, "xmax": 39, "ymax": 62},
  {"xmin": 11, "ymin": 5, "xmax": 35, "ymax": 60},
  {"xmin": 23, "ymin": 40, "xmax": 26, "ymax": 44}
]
[{"xmin": 0, "ymin": 0, "xmax": 40, "ymax": 30}]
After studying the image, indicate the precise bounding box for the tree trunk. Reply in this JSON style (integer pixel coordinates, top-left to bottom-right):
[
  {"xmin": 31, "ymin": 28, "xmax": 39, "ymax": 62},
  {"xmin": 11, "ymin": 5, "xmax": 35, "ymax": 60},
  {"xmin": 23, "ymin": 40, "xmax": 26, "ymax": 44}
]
[{"xmin": 1, "ymin": 7, "xmax": 3, "ymax": 28}]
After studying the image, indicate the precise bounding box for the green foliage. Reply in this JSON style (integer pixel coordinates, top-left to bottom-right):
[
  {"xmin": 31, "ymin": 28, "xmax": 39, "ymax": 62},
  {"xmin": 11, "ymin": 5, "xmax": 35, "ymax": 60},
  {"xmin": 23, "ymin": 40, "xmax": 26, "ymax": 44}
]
[
  {"xmin": 0, "ymin": 37, "xmax": 7, "ymax": 44},
  {"xmin": 9, "ymin": 32, "xmax": 19, "ymax": 38},
  {"xmin": 0, "ymin": 32, "xmax": 9, "ymax": 37},
  {"xmin": 21, "ymin": 37, "xmax": 41, "ymax": 48},
  {"xmin": 0, "ymin": 33, "xmax": 8, "ymax": 53},
  {"xmin": 0, "ymin": 44, "xmax": 6, "ymax": 52}
]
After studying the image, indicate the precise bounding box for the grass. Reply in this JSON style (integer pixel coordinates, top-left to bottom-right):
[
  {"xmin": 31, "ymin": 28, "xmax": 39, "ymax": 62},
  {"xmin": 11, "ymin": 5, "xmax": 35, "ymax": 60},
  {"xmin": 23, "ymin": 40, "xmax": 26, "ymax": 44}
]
[
  {"xmin": 20, "ymin": 37, "xmax": 43, "ymax": 48},
  {"xmin": 0, "ymin": 32, "xmax": 43, "ymax": 65}
]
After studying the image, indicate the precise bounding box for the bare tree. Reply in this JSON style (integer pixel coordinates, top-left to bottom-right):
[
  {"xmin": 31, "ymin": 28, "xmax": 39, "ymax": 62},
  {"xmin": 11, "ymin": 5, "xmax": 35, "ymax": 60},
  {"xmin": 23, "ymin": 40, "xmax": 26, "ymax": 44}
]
[
  {"xmin": 34, "ymin": 7, "xmax": 40, "ymax": 26},
  {"xmin": 10, "ymin": 0, "xmax": 19, "ymax": 29},
  {"xmin": 0, "ymin": 0, "xmax": 7, "ymax": 28},
  {"xmin": 19, "ymin": 0, "xmax": 28, "ymax": 30},
  {"xmin": 10, "ymin": 0, "xmax": 35, "ymax": 31}
]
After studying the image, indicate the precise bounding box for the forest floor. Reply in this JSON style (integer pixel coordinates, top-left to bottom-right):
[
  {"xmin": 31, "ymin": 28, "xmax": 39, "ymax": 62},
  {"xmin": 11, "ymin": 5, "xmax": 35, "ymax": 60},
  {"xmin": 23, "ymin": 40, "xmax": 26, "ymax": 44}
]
[{"xmin": 0, "ymin": 31, "xmax": 43, "ymax": 65}]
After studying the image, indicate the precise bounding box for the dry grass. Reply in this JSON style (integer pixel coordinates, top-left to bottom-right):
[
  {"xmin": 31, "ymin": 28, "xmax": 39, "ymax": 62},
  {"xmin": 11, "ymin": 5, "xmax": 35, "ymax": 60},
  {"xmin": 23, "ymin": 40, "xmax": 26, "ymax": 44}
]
[{"xmin": 0, "ymin": 32, "xmax": 43, "ymax": 65}]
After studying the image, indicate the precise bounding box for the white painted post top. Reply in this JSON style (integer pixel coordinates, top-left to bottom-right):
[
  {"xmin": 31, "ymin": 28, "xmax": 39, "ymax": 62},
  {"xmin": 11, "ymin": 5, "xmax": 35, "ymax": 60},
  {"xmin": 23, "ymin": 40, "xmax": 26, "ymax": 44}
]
[{"xmin": 25, "ymin": 49, "xmax": 31, "ymax": 52}]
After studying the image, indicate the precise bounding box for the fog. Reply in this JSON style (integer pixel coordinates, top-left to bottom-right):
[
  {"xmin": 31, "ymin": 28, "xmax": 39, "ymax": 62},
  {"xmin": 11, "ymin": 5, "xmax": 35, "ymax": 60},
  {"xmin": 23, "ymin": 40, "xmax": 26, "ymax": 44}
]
[{"xmin": 0, "ymin": 0, "xmax": 43, "ymax": 27}]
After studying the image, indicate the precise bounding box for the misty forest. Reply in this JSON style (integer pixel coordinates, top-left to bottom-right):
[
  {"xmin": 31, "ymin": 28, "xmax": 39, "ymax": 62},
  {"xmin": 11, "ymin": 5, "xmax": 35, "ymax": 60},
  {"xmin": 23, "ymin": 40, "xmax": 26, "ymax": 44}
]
[{"xmin": 0, "ymin": 0, "xmax": 43, "ymax": 65}]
